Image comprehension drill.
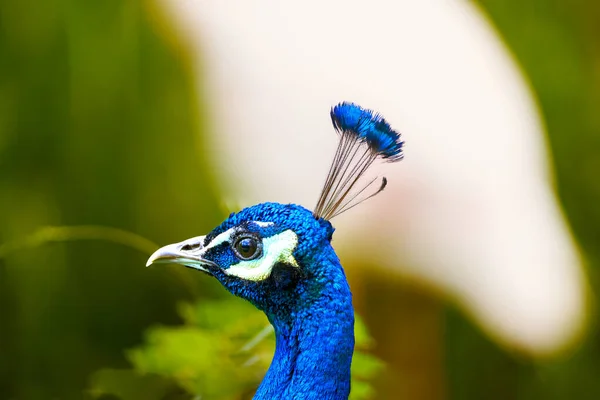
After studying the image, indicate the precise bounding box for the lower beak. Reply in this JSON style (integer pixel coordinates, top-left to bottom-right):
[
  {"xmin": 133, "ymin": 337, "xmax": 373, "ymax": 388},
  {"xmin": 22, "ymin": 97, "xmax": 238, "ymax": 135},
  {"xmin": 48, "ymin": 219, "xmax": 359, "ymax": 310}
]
[{"xmin": 146, "ymin": 236, "xmax": 215, "ymax": 274}]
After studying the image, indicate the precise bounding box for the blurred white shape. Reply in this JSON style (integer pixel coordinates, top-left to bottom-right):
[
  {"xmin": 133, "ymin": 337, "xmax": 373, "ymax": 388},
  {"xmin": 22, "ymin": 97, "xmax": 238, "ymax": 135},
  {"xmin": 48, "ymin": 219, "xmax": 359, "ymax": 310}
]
[{"xmin": 160, "ymin": 0, "xmax": 587, "ymax": 354}]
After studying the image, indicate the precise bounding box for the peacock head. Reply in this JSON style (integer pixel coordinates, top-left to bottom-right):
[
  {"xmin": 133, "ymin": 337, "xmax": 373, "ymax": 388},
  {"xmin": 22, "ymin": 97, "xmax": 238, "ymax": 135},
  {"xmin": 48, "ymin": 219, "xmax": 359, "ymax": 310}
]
[
  {"xmin": 147, "ymin": 102, "xmax": 404, "ymax": 317},
  {"xmin": 147, "ymin": 202, "xmax": 335, "ymax": 315}
]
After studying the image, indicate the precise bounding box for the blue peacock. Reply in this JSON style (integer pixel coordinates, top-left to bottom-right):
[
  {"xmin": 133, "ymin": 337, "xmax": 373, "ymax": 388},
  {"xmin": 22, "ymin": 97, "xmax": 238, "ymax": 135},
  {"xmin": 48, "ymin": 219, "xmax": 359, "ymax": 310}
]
[{"xmin": 147, "ymin": 102, "xmax": 404, "ymax": 399}]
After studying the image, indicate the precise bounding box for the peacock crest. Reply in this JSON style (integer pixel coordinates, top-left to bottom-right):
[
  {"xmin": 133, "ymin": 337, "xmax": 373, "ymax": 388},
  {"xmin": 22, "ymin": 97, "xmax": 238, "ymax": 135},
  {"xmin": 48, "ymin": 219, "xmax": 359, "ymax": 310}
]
[{"xmin": 314, "ymin": 102, "xmax": 404, "ymax": 220}]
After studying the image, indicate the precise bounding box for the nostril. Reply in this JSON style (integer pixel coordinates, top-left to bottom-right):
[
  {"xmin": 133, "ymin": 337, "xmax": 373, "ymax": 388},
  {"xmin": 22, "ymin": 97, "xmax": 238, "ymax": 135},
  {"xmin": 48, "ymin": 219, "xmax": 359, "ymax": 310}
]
[{"xmin": 181, "ymin": 243, "xmax": 200, "ymax": 252}]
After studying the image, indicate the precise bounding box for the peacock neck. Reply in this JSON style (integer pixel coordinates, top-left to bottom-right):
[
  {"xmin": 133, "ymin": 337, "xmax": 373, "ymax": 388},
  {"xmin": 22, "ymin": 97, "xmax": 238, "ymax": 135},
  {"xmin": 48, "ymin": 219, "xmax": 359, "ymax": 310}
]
[{"xmin": 254, "ymin": 250, "xmax": 354, "ymax": 400}]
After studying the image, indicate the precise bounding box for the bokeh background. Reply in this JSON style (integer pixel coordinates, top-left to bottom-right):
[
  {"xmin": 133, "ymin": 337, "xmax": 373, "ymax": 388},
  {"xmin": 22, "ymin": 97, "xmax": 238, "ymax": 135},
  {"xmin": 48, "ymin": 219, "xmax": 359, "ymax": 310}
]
[{"xmin": 1, "ymin": 1, "xmax": 599, "ymax": 399}]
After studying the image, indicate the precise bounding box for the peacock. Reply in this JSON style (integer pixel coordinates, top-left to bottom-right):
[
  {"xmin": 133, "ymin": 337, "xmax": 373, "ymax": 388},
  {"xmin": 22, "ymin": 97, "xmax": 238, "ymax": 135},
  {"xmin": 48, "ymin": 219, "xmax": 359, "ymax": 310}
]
[{"xmin": 147, "ymin": 102, "xmax": 404, "ymax": 399}]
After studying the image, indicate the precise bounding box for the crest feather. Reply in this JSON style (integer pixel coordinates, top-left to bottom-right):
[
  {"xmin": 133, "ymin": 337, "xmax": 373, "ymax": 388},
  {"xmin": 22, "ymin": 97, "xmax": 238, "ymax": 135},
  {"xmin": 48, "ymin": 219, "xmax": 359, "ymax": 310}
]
[{"xmin": 314, "ymin": 102, "xmax": 404, "ymax": 220}]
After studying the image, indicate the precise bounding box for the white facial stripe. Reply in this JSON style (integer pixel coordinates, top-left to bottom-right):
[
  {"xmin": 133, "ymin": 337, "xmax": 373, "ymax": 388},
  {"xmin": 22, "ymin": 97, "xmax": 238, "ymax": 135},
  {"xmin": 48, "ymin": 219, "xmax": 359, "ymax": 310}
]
[
  {"xmin": 203, "ymin": 227, "xmax": 237, "ymax": 252},
  {"xmin": 253, "ymin": 221, "xmax": 274, "ymax": 228},
  {"xmin": 225, "ymin": 230, "xmax": 299, "ymax": 281},
  {"xmin": 178, "ymin": 235, "xmax": 206, "ymax": 248},
  {"xmin": 204, "ymin": 221, "xmax": 274, "ymax": 252}
]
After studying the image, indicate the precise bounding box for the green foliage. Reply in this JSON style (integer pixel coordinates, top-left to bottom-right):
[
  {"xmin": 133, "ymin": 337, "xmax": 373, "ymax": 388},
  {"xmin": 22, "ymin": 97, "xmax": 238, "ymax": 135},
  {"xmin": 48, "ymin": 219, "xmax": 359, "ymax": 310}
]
[
  {"xmin": 89, "ymin": 298, "xmax": 384, "ymax": 399},
  {"xmin": 127, "ymin": 299, "xmax": 272, "ymax": 399},
  {"xmin": 0, "ymin": 0, "xmax": 222, "ymax": 397},
  {"xmin": 351, "ymin": 315, "xmax": 385, "ymax": 400},
  {"xmin": 88, "ymin": 369, "xmax": 177, "ymax": 400}
]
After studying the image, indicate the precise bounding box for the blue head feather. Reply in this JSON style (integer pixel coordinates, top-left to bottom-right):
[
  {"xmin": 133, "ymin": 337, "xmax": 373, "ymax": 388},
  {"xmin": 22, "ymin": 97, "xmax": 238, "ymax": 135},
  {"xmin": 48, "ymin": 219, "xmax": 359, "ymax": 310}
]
[
  {"xmin": 331, "ymin": 102, "xmax": 404, "ymax": 162},
  {"xmin": 315, "ymin": 102, "xmax": 404, "ymax": 220},
  {"xmin": 196, "ymin": 203, "xmax": 353, "ymax": 398},
  {"xmin": 200, "ymin": 203, "xmax": 337, "ymax": 312}
]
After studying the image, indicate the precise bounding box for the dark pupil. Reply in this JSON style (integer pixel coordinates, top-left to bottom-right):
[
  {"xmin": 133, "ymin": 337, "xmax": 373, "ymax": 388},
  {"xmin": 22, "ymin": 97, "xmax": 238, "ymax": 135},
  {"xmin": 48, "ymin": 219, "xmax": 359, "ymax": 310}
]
[{"xmin": 237, "ymin": 238, "xmax": 257, "ymax": 258}]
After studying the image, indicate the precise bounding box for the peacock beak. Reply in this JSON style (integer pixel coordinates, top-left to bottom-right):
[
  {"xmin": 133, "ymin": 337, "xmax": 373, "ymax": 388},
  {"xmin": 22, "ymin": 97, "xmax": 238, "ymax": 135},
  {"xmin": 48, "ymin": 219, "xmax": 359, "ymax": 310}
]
[{"xmin": 146, "ymin": 236, "xmax": 216, "ymax": 274}]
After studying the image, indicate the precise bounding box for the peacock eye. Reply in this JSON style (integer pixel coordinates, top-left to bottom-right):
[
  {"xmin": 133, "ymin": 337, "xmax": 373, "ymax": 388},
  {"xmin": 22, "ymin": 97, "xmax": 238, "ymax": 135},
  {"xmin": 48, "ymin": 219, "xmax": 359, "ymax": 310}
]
[{"xmin": 232, "ymin": 235, "xmax": 262, "ymax": 260}]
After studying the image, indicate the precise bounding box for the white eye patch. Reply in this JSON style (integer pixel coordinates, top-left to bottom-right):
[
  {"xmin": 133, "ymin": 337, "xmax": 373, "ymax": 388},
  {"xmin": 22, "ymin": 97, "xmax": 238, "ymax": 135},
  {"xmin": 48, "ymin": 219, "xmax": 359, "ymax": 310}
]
[
  {"xmin": 225, "ymin": 229, "xmax": 299, "ymax": 281},
  {"xmin": 204, "ymin": 227, "xmax": 237, "ymax": 252},
  {"xmin": 203, "ymin": 221, "xmax": 274, "ymax": 252}
]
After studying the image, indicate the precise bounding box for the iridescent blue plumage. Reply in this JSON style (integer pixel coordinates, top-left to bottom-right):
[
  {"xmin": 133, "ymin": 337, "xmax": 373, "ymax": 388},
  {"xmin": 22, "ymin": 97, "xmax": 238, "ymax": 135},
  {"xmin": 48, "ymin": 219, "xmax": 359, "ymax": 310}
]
[
  {"xmin": 211, "ymin": 204, "xmax": 353, "ymax": 399},
  {"xmin": 331, "ymin": 102, "xmax": 404, "ymax": 161},
  {"xmin": 148, "ymin": 203, "xmax": 353, "ymax": 399},
  {"xmin": 147, "ymin": 103, "xmax": 404, "ymax": 399}
]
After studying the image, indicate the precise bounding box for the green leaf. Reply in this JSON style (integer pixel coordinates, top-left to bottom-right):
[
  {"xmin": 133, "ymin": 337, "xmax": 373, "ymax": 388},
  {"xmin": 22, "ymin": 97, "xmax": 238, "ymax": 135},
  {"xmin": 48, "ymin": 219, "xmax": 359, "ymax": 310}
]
[
  {"xmin": 127, "ymin": 326, "xmax": 258, "ymax": 399},
  {"xmin": 90, "ymin": 298, "xmax": 386, "ymax": 399},
  {"xmin": 352, "ymin": 351, "xmax": 385, "ymax": 380},
  {"xmin": 354, "ymin": 314, "xmax": 375, "ymax": 349},
  {"xmin": 349, "ymin": 380, "xmax": 376, "ymax": 400},
  {"xmin": 88, "ymin": 368, "xmax": 176, "ymax": 400}
]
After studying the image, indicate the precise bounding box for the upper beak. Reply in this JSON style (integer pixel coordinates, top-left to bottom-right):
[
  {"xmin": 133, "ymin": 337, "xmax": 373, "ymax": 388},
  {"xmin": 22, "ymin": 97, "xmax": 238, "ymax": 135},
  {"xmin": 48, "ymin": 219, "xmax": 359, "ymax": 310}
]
[{"xmin": 146, "ymin": 235, "xmax": 215, "ymax": 274}]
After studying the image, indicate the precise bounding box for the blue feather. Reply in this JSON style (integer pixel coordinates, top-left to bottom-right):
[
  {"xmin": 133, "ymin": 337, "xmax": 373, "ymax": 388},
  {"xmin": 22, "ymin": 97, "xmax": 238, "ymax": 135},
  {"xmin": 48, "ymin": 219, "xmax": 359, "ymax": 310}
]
[
  {"xmin": 331, "ymin": 102, "xmax": 404, "ymax": 161},
  {"xmin": 315, "ymin": 102, "xmax": 404, "ymax": 219}
]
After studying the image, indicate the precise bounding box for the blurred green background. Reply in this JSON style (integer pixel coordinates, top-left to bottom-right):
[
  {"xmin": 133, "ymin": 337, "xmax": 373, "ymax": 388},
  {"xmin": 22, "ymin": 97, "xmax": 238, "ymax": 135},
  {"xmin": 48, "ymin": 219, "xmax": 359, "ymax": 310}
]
[{"xmin": 0, "ymin": 1, "xmax": 599, "ymax": 399}]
